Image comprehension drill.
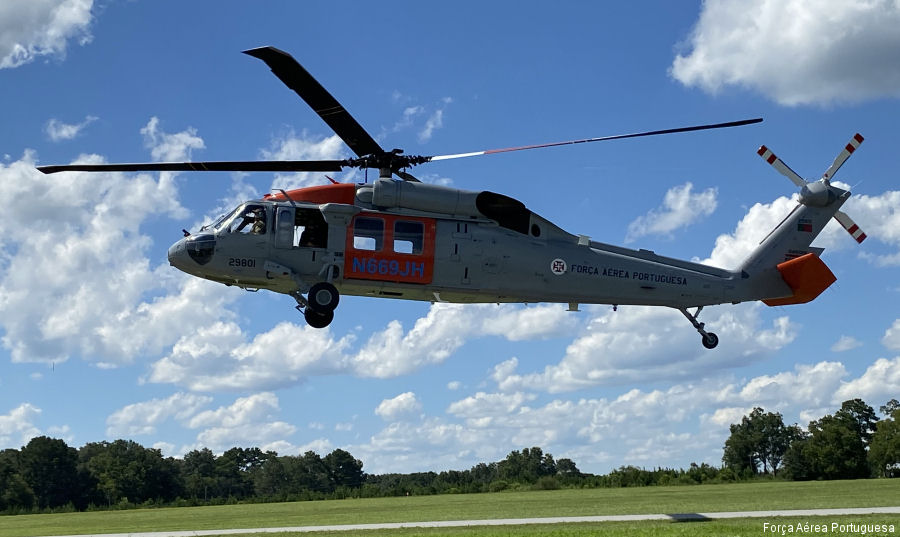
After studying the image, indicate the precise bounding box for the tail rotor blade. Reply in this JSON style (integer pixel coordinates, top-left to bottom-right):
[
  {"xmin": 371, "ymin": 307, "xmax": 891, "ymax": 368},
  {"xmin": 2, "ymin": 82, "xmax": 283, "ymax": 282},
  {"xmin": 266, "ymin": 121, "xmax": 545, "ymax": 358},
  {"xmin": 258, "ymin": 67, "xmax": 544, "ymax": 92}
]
[
  {"xmin": 822, "ymin": 133, "xmax": 864, "ymax": 181},
  {"xmin": 757, "ymin": 145, "xmax": 807, "ymax": 187},
  {"xmin": 834, "ymin": 210, "xmax": 867, "ymax": 244}
]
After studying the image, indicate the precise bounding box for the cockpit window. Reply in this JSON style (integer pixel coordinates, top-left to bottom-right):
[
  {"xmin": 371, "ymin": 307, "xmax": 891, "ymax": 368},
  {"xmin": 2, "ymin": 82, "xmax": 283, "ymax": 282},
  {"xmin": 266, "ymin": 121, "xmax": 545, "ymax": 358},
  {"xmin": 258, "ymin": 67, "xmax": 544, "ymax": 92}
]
[
  {"xmin": 199, "ymin": 207, "xmax": 239, "ymax": 232},
  {"xmin": 227, "ymin": 204, "xmax": 267, "ymax": 235},
  {"xmin": 210, "ymin": 207, "xmax": 239, "ymax": 230}
]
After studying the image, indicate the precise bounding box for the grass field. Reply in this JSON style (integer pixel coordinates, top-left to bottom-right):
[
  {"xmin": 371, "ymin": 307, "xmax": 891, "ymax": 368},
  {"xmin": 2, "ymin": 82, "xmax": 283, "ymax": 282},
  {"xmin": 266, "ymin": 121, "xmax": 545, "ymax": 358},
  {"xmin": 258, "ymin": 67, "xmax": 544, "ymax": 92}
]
[{"xmin": 2, "ymin": 479, "xmax": 899, "ymax": 537}]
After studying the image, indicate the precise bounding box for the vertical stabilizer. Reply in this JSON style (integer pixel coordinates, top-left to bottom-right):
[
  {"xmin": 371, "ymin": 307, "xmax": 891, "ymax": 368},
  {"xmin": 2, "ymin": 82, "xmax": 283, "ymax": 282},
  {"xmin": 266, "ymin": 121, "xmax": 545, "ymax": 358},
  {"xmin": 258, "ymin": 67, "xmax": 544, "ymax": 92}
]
[
  {"xmin": 738, "ymin": 200, "xmax": 843, "ymax": 302},
  {"xmin": 738, "ymin": 133, "xmax": 868, "ymax": 305}
]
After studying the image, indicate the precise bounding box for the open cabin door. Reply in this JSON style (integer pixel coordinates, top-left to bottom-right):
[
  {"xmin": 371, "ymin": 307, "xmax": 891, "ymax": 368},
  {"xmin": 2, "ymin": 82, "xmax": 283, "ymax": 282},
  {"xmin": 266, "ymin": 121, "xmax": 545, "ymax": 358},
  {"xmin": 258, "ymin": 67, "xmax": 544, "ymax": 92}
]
[{"xmin": 274, "ymin": 206, "xmax": 295, "ymax": 249}]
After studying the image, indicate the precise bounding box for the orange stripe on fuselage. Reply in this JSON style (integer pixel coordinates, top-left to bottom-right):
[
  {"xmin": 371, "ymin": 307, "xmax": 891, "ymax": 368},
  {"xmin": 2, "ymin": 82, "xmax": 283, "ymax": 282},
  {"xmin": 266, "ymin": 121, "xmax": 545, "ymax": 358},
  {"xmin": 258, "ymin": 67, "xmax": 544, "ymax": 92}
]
[{"xmin": 263, "ymin": 183, "xmax": 357, "ymax": 205}]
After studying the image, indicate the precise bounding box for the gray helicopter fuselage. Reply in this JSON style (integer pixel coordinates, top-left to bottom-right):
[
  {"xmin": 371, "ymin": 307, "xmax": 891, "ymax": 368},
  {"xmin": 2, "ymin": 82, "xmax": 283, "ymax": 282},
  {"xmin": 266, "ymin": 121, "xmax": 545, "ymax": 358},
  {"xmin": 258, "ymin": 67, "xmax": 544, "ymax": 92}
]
[{"xmin": 168, "ymin": 179, "xmax": 745, "ymax": 310}]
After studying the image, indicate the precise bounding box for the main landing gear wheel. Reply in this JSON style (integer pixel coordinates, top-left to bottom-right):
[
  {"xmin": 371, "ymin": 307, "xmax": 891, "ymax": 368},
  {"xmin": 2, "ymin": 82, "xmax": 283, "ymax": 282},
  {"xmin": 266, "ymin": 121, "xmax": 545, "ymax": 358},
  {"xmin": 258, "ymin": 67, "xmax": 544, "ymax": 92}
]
[
  {"xmin": 679, "ymin": 306, "xmax": 719, "ymax": 349},
  {"xmin": 702, "ymin": 332, "xmax": 719, "ymax": 350},
  {"xmin": 308, "ymin": 282, "xmax": 339, "ymax": 312}
]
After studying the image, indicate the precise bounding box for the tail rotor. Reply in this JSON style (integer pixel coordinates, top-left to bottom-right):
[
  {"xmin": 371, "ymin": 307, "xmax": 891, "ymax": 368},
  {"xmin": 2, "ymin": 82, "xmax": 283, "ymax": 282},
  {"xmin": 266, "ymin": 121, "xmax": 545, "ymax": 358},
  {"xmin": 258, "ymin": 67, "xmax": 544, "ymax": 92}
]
[{"xmin": 757, "ymin": 133, "xmax": 867, "ymax": 244}]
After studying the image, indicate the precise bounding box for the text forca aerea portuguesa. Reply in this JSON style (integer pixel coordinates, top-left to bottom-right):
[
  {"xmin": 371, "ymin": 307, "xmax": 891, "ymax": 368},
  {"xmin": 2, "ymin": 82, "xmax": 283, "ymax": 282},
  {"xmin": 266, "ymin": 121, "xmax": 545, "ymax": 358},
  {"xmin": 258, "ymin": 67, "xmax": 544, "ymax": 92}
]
[{"xmin": 763, "ymin": 521, "xmax": 896, "ymax": 535}]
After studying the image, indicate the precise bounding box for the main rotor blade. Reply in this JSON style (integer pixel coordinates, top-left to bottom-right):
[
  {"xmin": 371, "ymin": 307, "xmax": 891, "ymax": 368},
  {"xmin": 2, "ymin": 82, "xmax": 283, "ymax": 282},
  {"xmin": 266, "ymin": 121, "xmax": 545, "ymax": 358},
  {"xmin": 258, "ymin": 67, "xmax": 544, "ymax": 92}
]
[
  {"xmin": 243, "ymin": 46, "xmax": 383, "ymax": 159},
  {"xmin": 822, "ymin": 133, "xmax": 864, "ymax": 181},
  {"xmin": 428, "ymin": 118, "xmax": 763, "ymax": 162},
  {"xmin": 37, "ymin": 160, "xmax": 348, "ymax": 174}
]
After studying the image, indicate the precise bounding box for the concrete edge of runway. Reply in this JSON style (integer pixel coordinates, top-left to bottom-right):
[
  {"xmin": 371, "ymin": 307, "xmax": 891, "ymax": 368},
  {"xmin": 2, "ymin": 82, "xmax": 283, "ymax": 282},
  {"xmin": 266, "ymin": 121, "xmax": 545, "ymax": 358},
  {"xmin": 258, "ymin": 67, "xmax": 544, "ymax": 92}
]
[{"xmin": 36, "ymin": 506, "xmax": 900, "ymax": 537}]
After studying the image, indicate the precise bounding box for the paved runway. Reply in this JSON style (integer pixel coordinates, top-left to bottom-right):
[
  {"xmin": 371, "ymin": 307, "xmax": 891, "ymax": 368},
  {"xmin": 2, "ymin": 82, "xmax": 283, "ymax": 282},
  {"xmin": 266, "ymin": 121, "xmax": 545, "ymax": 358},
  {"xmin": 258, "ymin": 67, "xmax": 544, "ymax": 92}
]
[{"xmin": 38, "ymin": 506, "xmax": 900, "ymax": 537}]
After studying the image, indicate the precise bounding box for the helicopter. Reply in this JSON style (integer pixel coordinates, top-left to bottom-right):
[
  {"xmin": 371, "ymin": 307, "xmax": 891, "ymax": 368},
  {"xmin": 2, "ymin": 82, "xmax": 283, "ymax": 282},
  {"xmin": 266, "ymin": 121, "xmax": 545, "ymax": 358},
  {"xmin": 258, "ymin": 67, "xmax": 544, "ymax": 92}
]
[{"xmin": 38, "ymin": 46, "xmax": 868, "ymax": 349}]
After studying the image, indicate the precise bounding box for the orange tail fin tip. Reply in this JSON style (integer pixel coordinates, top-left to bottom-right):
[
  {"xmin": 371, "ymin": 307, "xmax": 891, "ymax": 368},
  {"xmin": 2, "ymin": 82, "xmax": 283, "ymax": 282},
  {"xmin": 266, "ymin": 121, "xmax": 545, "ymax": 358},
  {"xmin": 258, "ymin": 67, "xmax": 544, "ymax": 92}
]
[{"xmin": 763, "ymin": 253, "xmax": 836, "ymax": 307}]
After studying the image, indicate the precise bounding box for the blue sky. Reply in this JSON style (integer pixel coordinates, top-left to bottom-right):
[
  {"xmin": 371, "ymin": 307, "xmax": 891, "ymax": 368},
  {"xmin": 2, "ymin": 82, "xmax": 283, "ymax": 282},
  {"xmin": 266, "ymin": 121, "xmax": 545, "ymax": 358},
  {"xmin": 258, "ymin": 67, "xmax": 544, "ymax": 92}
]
[{"xmin": 1, "ymin": 0, "xmax": 899, "ymax": 475}]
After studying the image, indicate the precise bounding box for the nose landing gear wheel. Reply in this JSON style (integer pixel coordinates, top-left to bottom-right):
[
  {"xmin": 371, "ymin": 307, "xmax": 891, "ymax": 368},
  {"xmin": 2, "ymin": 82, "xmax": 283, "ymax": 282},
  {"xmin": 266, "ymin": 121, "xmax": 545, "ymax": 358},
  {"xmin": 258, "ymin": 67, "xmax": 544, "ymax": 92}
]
[{"xmin": 304, "ymin": 307, "xmax": 334, "ymax": 329}]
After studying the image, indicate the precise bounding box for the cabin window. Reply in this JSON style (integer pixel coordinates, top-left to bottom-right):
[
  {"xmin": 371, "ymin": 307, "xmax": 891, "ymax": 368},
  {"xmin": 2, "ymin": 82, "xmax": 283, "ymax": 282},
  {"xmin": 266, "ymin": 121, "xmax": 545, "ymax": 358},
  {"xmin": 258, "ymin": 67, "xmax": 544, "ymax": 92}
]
[
  {"xmin": 393, "ymin": 220, "xmax": 424, "ymax": 254},
  {"xmin": 295, "ymin": 208, "xmax": 328, "ymax": 248},
  {"xmin": 353, "ymin": 217, "xmax": 384, "ymax": 251}
]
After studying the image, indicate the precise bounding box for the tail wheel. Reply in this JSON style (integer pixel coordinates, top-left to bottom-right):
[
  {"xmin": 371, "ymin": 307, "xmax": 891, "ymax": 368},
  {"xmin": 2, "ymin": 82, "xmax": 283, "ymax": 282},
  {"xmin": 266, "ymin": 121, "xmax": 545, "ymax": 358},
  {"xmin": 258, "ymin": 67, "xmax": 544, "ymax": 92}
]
[
  {"xmin": 702, "ymin": 332, "xmax": 719, "ymax": 350},
  {"xmin": 304, "ymin": 308, "xmax": 334, "ymax": 329},
  {"xmin": 308, "ymin": 282, "xmax": 340, "ymax": 312}
]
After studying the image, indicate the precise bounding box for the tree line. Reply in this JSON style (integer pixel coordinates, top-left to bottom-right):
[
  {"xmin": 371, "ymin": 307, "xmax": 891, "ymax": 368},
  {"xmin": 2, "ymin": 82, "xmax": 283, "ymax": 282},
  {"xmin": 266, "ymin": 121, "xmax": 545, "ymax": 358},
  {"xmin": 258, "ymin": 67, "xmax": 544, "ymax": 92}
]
[
  {"xmin": 1, "ymin": 397, "xmax": 897, "ymax": 514},
  {"xmin": 722, "ymin": 398, "xmax": 899, "ymax": 480}
]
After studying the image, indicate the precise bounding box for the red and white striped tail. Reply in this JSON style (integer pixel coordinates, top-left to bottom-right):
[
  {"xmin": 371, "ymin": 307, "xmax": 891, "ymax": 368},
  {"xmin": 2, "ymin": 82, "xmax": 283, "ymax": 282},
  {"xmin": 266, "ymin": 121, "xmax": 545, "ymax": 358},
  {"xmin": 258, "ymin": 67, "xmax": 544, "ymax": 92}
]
[
  {"xmin": 757, "ymin": 145, "xmax": 806, "ymax": 187},
  {"xmin": 823, "ymin": 133, "xmax": 864, "ymax": 181}
]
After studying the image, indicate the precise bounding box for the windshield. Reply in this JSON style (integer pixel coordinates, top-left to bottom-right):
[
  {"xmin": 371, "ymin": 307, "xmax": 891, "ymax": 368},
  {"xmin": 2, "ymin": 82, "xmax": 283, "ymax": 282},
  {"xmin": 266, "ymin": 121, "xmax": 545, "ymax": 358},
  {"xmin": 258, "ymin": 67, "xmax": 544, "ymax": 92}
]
[
  {"xmin": 200, "ymin": 206, "xmax": 241, "ymax": 232},
  {"xmin": 218, "ymin": 203, "xmax": 269, "ymax": 235}
]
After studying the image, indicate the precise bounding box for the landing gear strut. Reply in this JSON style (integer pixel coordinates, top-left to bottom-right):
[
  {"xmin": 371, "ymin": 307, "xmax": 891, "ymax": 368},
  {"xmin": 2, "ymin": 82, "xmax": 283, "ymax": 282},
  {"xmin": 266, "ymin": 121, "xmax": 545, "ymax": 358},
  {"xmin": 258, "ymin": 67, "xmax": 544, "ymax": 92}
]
[
  {"xmin": 292, "ymin": 282, "xmax": 340, "ymax": 329},
  {"xmin": 679, "ymin": 306, "xmax": 718, "ymax": 349}
]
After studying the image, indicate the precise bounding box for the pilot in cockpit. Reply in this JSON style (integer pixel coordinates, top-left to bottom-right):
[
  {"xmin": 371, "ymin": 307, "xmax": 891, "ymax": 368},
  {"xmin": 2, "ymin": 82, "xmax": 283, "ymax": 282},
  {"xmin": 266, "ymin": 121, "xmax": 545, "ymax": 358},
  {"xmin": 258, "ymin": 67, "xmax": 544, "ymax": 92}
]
[
  {"xmin": 233, "ymin": 206, "xmax": 267, "ymax": 234},
  {"xmin": 251, "ymin": 210, "xmax": 266, "ymax": 234}
]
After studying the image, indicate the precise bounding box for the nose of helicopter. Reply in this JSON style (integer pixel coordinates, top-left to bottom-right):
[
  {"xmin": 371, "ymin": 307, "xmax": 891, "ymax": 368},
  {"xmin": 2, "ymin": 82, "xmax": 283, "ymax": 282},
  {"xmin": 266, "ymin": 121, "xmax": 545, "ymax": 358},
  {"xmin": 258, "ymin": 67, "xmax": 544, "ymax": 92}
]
[
  {"xmin": 167, "ymin": 238, "xmax": 189, "ymax": 272},
  {"xmin": 169, "ymin": 233, "xmax": 217, "ymax": 272}
]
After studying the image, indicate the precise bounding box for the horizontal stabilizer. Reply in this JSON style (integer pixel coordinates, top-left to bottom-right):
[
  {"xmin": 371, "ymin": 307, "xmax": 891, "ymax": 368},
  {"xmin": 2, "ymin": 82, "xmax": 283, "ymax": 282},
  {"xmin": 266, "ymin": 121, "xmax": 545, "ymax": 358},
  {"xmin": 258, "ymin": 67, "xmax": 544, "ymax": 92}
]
[{"xmin": 763, "ymin": 253, "xmax": 836, "ymax": 307}]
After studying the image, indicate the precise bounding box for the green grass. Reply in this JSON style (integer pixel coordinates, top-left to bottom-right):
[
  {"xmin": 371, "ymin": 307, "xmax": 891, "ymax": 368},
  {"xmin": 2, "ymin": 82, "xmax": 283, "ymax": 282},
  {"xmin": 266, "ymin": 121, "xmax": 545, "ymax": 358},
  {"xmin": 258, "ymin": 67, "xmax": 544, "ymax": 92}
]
[{"xmin": 3, "ymin": 479, "xmax": 899, "ymax": 537}]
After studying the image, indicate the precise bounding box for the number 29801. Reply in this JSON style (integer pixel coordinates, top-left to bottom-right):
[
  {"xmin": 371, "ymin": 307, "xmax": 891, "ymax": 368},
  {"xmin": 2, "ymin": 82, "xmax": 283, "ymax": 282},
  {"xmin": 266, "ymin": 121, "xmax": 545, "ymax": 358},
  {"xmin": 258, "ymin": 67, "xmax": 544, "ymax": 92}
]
[{"xmin": 228, "ymin": 257, "xmax": 256, "ymax": 268}]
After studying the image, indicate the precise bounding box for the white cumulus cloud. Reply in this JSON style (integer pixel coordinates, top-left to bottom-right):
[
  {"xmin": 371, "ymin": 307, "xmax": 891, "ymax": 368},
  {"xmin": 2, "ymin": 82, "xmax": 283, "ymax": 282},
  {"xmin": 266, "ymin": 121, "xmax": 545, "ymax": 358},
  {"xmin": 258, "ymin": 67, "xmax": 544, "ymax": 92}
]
[
  {"xmin": 350, "ymin": 353, "xmax": 899, "ymax": 474},
  {"xmin": 149, "ymin": 303, "xmax": 574, "ymax": 391},
  {"xmin": 849, "ymin": 191, "xmax": 900, "ymax": 266},
  {"xmin": 831, "ymin": 335, "xmax": 863, "ymax": 352},
  {"xmin": 375, "ymin": 392, "xmax": 423, "ymax": 421},
  {"xmin": 0, "ymin": 403, "xmax": 42, "ymax": 448},
  {"xmin": 493, "ymin": 304, "xmax": 795, "ymax": 393},
  {"xmin": 0, "ymin": 0, "xmax": 94, "ymax": 69},
  {"xmin": 0, "ymin": 122, "xmax": 239, "ymax": 366},
  {"xmin": 106, "ymin": 392, "xmax": 213, "ymax": 437},
  {"xmin": 626, "ymin": 182, "xmax": 717, "ymax": 243},
  {"xmin": 186, "ymin": 393, "xmax": 297, "ymax": 454},
  {"xmin": 671, "ymin": 0, "xmax": 900, "ymax": 106},
  {"xmin": 834, "ymin": 357, "xmax": 900, "ymax": 404},
  {"xmin": 259, "ymin": 131, "xmax": 348, "ymax": 190},
  {"xmin": 141, "ymin": 117, "xmax": 205, "ymax": 162},
  {"xmin": 701, "ymin": 188, "xmax": 900, "ymax": 270},
  {"xmin": 883, "ymin": 319, "xmax": 900, "ymax": 350},
  {"xmin": 45, "ymin": 115, "xmax": 97, "ymax": 141}
]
